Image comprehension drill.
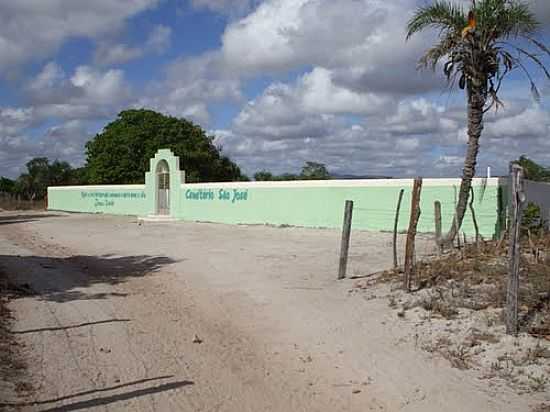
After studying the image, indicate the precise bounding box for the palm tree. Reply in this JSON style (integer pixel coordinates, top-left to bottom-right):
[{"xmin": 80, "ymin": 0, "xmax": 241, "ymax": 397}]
[{"xmin": 407, "ymin": 0, "xmax": 549, "ymax": 244}]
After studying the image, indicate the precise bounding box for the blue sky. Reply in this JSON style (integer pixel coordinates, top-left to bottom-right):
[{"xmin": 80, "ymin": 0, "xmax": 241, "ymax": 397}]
[{"xmin": 0, "ymin": 0, "xmax": 549, "ymax": 179}]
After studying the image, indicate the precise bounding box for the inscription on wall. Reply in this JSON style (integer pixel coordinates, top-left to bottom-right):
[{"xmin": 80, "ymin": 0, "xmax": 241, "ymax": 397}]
[
  {"xmin": 185, "ymin": 189, "xmax": 248, "ymax": 203},
  {"xmin": 81, "ymin": 191, "xmax": 146, "ymax": 208}
]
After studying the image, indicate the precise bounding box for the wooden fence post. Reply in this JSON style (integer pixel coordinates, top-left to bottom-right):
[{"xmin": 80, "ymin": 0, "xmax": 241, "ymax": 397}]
[
  {"xmin": 469, "ymin": 187, "xmax": 482, "ymax": 246},
  {"xmin": 393, "ymin": 189, "xmax": 405, "ymax": 269},
  {"xmin": 404, "ymin": 178, "xmax": 423, "ymax": 292},
  {"xmin": 338, "ymin": 200, "xmax": 354, "ymax": 280},
  {"xmin": 434, "ymin": 201, "xmax": 442, "ymax": 254},
  {"xmin": 506, "ymin": 164, "xmax": 526, "ymax": 335}
]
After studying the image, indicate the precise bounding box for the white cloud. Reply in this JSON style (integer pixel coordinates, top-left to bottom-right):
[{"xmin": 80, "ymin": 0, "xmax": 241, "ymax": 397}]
[
  {"xmin": 94, "ymin": 24, "xmax": 172, "ymax": 66},
  {"xmin": 0, "ymin": 119, "xmax": 91, "ymax": 177},
  {"xmin": 300, "ymin": 68, "xmax": 394, "ymax": 115},
  {"xmin": 145, "ymin": 25, "xmax": 172, "ymax": 52},
  {"xmin": 94, "ymin": 44, "xmax": 145, "ymax": 67},
  {"xmin": 25, "ymin": 62, "xmax": 131, "ymax": 119},
  {"xmin": 228, "ymin": 66, "xmax": 396, "ymax": 148},
  {"xmin": 70, "ymin": 66, "xmax": 130, "ymax": 105},
  {"xmin": 0, "ymin": 61, "xmax": 133, "ymax": 176},
  {"xmin": 215, "ymin": 75, "xmax": 550, "ymax": 178},
  {"xmin": 0, "ymin": 107, "xmax": 36, "ymax": 136},
  {"xmin": 191, "ymin": 0, "xmax": 261, "ymax": 16},
  {"xmin": 221, "ymin": 0, "xmax": 443, "ymax": 94},
  {"xmin": 137, "ymin": 51, "xmax": 241, "ymax": 124},
  {"xmin": 0, "ymin": 0, "xmax": 159, "ymax": 74}
]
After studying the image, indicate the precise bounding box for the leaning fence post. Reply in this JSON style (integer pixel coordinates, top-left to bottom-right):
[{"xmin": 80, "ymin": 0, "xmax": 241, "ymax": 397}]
[
  {"xmin": 506, "ymin": 164, "xmax": 525, "ymax": 335},
  {"xmin": 393, "ymin": 189, "xmax": 405, "ymax": 269},
  {"xmin": 338, "ymin": 200, "xmax": 354, "ymax": 280},
  {"xmin": 434, "ymin": 201, "xmax": 442, "ymax": 254},
  {"xmin": 404, "ymin": 178, "xmax": 423, "ymax": 292}
]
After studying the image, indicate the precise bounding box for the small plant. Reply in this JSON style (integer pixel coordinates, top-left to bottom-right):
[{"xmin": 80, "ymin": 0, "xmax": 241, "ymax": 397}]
[
  {"xmin": 444, "ymin": 345, "xmax": 472, "ymax": 370},
  {"xmin": 527, "ymin": 373, "xmax": 548, "ymax": 392},
  {"xmin": 522, "ymin": 202, "xmax": 544, "ymax": 235}
]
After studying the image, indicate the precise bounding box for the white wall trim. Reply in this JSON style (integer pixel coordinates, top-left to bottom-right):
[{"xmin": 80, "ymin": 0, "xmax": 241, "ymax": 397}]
[
  {"xmin": 49, "ymin": 185, "xmax": 146, "ymax": 191},
  {"xmin": 181, "ymin": 177, "xmax": 505, "ymax": 189}
]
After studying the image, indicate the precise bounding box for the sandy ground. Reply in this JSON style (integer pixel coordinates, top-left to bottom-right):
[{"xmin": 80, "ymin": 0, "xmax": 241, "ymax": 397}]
[{"xmin": 0, "ymin": 211, "xmax": 546, "ymax": 411}]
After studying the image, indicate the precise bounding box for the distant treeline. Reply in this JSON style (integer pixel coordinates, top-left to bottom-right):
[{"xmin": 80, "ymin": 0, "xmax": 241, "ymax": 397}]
[
  {"xmin": 253, "ymin": 161, "xmax": 331, "ymax": 181},
  {"xmin": 0, "ymin": 158, "xmax": 86, "ymax": 201}
]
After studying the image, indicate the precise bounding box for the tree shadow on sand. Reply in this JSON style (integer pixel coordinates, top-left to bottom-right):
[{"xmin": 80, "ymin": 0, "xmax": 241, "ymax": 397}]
[
  {"xmin": 0, "ymin": 213, "xmax": 63, "ymax": 226},
  {"xmin": 0, "ymin": 375, "xmax": 194, "ymax": 411},
  {"xmin": 0, "ymin": 253, "xmax": 178, "ymax": 303}
]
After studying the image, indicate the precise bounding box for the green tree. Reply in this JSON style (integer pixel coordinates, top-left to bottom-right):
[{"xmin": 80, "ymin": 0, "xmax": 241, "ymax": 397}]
[
  {"xmin": 514, "ymin": 156, "xmax": 550, "ymax": 182},
  {"xmin": 85, "ymin": 109, "xmax": 244, "ymax": 184},
  {"xmin": 254, "ymin": 171, "xmax": 275, "ymax": 181},
  {"xmin": 17, "ymin": 157, "xmax": 51, "ymax": 200},
  {"xmin": 407, "ymin": 0, "xmax": 548, "ymax": 244},
  {"xmin": 300, "ymin": 161, "xmax": 330, "ymax": 180},
  {"xmin": 0, "ymin": 177, "xmax": 15, "ymax": 193},
  {"xmin": 9, "ymin": 158, "xmax": 80, "ymax": 200},
  {"xmin": 48, "ymin": 160, "xmax": 76, "ymax": 186},
  {"xmin": 254, "ymin": 161, "xmax": 330, "ymax": 181}
]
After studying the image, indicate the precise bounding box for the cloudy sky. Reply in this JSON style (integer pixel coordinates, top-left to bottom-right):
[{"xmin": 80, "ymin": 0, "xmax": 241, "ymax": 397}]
[{"xmin": 0, "ymin": 0, "xmax": 549, "ymax": 179}]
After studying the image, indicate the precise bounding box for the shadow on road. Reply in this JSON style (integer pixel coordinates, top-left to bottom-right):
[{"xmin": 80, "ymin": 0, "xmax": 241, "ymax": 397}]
[
  {"xmin": 0, "ymin": 213, "xmax": 62, "ymax": 226},
  {"xmin": 0, "ymin": 375, "xmax": 194, "ymax": 411},
  {"xmin": 0, "ymin": 253, "xmax": 178, "ymax": 303},
  {"xmin": 10, "ymin": 318, "xmax": 131, "ymax": 334}
]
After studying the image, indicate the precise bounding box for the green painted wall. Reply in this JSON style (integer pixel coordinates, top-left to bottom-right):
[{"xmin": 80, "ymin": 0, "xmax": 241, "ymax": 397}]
[
  {"xmin": 48, "ymin": 185, "xmax": 151, "ymax": 216},
  {"xmin": 47, "ymin": 149, "xmax": 506, "ymax": 238},
  {"xmin": 180, "ymin": 180, "xmax": 504, "ymax": 237}
]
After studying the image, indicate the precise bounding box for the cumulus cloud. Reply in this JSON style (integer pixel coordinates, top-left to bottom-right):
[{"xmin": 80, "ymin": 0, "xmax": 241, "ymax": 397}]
[
  {"xmin": 137, "ymin": 51, "xmax": 241, "ymax": 124},
  {"xmin": 25, "ymin": 62, "xmax": 131, "ymax": 120},
  {"xmin": 215, "ymin": 77, "xmax": 550, "ymax": 178},
  {"xmin": 0, "ymin": 61, "xmax": 133, "ymax": 176},
  {"xmin": 1, "ymin": 0, "xmax": 548, "ymax": 180},
  {"xmin": 0, "ymin": 0, "xmax": 159, "ymax": 74},
  {"xmin": 221, "ymin": 0, "xmax": 443, "ymax": 93},
  {"xmin": 191, "ymin": 0, "xmax": 261, "ymax": 16},
  {"xmin": 0, "ymin": 119, "xmax": 91, "ymax": 177},
  {"xmin": 94, "ymin": 24, "xmax": 172, "ymax": 66}
]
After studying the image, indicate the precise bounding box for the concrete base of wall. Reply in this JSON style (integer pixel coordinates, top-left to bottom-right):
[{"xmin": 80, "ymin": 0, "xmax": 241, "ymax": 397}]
[{"xmin": 138, "ymin": 215, "xmax": 178, "ymax": 223}]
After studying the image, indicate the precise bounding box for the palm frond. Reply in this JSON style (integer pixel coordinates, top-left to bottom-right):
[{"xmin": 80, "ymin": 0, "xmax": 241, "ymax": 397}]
[
  {"xmin": 496, "ymin": 1, "xmax": 539, "ymax": 37},
  {"xmin": 418, "ymin": 33, "xmax": 459, "ymax": 71},
  {"xmin": 524, "ymin": 36, "xmax": 550, "ymax": 58},
  {"xmin": 406, "ymin": 1, "xmax": 467, "ymax": 40}
]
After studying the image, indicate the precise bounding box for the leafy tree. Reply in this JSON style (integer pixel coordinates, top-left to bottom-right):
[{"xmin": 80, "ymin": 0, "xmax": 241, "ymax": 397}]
[
  {"xmin": 0, "ymin": 177, "xmax": 15, "ymax": 193},
  {"xmin": 8, "ymin": 158, "xmax": 80, "ymax": 200},
  {"xmin": 254, "ymin": 161, "xmax": 330, "ymax": 181},
  {"xmin": 407, "ymin": 0, "xmax": 548, "ymax": 244},
  {"xmin": 71, "ymin": 167, "xmax": 90, "ymax": 185},
  {"xmin": 48, "ymin": 160, "xmax": 76, "ymax": 186},
  {"xmin": 277, "ymin": 173, "xmax": 299, "ymax": 181},
  {"xmin": 17, "ymin": 157, "xmax": 51, "ymax": 200},
  {"xmin": 514, "ymin": 155, "xmax": 550, "ymax": 182},
  {"xmin": 85, "ymin": 109, "xmax": 245, "ymax": 184},
  {"xmin": 300, "ymin": 161, "xmax": 330, "ymax": 180},
  {"xmin": 254, "ymin": 171, "xmax": 275, "ymax": 181}
]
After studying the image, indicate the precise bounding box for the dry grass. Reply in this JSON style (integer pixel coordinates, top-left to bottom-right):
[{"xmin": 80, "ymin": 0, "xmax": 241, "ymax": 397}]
[
  {"xmin": 0, "ymin": 195, "xmax": 45, "ymax": 211},
  {"xmin": 368, "ymin": 233, "xmax": 550, "ymax": 337}
]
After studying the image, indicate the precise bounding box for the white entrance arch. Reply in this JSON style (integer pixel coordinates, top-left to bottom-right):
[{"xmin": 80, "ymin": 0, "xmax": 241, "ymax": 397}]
[{"xmin": 144, "ymin": 149, "xmax": 184, "ymax": 219}]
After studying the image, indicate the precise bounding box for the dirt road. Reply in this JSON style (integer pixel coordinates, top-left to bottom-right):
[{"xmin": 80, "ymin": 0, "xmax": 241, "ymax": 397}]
[{"xmin": 0, "ymin": 212, "xmax": 539, "ymax": 411}]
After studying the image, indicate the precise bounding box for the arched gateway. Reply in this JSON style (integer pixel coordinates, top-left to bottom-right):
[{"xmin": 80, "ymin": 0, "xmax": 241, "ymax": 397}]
[
  {"xmin": 156, "ymin": 160, "xmax": 170, "ymax": 215},
  {"xmin": 144, "ymin": 149, "xmax": 185, "ymax": 219}
]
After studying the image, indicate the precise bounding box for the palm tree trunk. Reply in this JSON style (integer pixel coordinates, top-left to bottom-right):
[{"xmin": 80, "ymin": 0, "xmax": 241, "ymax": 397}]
[{"xmin": 444, "ymin": 86, "xmax": 485, "ymax": 245}]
